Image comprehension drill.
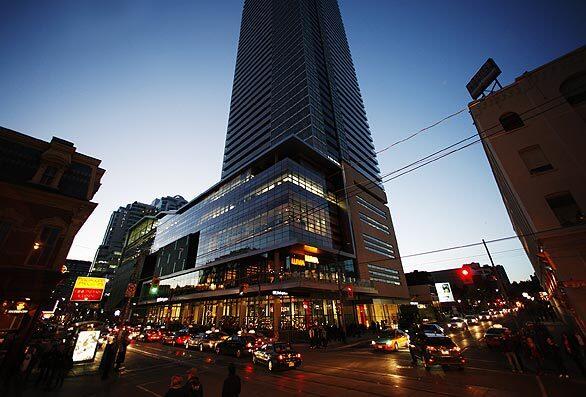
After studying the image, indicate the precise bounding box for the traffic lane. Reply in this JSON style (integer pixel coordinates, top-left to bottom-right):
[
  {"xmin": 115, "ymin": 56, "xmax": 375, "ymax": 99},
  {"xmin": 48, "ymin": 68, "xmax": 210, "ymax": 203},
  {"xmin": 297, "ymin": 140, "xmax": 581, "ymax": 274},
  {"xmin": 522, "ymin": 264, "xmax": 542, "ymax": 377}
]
[{"xmin": 132, "ymin": 342, "xmax": 530, "ymax": 397}]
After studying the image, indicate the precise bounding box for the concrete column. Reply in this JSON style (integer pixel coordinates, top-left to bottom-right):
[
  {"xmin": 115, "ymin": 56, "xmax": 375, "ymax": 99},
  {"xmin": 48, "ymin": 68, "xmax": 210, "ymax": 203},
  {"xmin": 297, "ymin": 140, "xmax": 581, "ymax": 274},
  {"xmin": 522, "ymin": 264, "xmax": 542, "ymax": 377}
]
[
  {"xmin": 273, "ymin": 296, "xmax": 281, "ymax": 340},
  {"xmin": 214, "ymin": 303, "xmax": 223, "ymax": 328},
  {"xmin": 239, "ymin": 299, "xmax": 247, "ymax": 327}
]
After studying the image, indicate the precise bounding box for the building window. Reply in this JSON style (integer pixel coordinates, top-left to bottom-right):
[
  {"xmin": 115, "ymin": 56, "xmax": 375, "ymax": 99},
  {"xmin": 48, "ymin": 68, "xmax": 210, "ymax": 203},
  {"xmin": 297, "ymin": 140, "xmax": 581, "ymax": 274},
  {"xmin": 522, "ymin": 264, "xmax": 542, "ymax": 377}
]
[
  {"xmin": 362, "ymin": 233, "xmax": 395, "ymax": 258},
  {"xmin": 519, "ymin": 145, "xmax": 554, "ymax": 175},
  {"xmin": 367, "ymin": 264, "xmax": 401, "ymax": 285},
  {"xmin": 27, "ymin": 226, "xmax": 62, "ymax": 267},
  {"xmin": 560, "ymin": 72, "xmax": 586, "ymax": 106},
  {"xmin": 359, "ymin": 213, "xmax": 390, "ymax": 234},
  {"xmin": 546, "ymin": 192, "xmax": 584, "ymax": 227},
  {"xmin": 40, "ymin": 166, "xmax": 58, "ymax": 186},
  {"xmin": 499, "ymin": 112, "xmax": 524, "ymax": 132},
  {"xmin": 356, "ymin": 196, "xmax": 387, "ymax": 218}
]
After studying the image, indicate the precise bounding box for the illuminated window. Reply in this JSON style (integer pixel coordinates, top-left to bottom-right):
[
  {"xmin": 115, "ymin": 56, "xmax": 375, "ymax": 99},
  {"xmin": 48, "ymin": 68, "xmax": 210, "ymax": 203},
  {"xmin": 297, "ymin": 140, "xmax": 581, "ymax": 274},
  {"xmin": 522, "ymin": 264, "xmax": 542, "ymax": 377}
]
[
  {"xmin": 499, "ymin": 112, "xmax": 524, "ymax": 132},
  {"xmin": 27, "ymin": 226, "xmax": 61, "ymax": 267}
]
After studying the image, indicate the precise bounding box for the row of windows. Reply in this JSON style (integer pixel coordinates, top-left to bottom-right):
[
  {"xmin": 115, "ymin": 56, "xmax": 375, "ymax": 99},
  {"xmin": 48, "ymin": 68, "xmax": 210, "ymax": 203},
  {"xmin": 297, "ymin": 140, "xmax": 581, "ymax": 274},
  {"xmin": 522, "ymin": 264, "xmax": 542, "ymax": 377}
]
[
  {"xmin": 362, "ymin": 233, "xmax": 395, "ymax": 259},
  {"xmin": 359, "ymin": 212, "xmax": 390, "ymax": 235},
  {"xmin": 356, "ymin": 196, "xmax": 387, "ymax": 218},
  {"xmin": 368, "ymin": 263, "xmax": 401, "ymax": 285}
]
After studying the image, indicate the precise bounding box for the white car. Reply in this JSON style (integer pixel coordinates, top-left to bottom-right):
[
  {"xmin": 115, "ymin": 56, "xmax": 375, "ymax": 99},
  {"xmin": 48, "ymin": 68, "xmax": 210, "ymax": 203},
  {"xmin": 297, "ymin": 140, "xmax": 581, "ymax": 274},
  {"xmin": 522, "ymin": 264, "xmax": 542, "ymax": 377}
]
[{"xmin": 464, "ymin": 315, "xmax": 479, "ymax": 325}]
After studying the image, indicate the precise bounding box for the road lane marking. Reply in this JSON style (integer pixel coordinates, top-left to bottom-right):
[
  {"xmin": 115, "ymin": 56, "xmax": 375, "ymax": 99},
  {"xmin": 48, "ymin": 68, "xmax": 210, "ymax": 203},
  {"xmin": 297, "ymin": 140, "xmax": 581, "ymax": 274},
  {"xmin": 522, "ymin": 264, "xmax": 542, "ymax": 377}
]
[
  {"xmin": 137, "ymin": 385, "xmax": 162, "ymax": 397},
  {"xmin": 535, "ymin": 375, "xmax": 548, "ymax": 397}
]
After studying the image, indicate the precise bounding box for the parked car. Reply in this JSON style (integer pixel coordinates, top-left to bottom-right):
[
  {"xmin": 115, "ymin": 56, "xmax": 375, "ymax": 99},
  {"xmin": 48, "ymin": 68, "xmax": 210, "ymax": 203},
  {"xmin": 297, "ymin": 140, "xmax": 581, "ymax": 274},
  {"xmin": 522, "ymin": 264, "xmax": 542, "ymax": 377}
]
[
  {"xmin": 409, "ymin": 333, "xmax": 465, "ymax": 370},
  {"xmin": 252, "ymin": 342, "xmax": 302, "ymax": 371},
  {"xmin": 448, "ymin": 317, "xmax": 468, "ymax": 331},
  {"xmin": 371, "ymin": 329, "xmax": 409, "ymax": 352},
  {"xmin": 464, "ymin": 315, "xmax": 479, "ymax": 325},
  {"xmin": 216, "ymin": 335, "xmax": 257, "ymax": 357},
  {"xmin": 484, "ymin": 325, "xmax": 511, "ymax": 348}
]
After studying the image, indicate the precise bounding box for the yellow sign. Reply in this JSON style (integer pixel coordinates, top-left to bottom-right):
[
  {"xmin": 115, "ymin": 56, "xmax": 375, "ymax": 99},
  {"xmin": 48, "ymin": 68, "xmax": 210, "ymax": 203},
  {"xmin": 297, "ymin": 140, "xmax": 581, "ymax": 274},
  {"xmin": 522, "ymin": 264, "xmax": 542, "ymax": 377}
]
[
  {"xmin": 304, "ymin": 255, "xmax": 319, "ymax": 264},
  {"xmin": 73, "ymin": 277, "xmax": 107, "ymax": 289},
  {"xmin": 291, "ymin": 258, "xmax": 305, "ymax": 266}
]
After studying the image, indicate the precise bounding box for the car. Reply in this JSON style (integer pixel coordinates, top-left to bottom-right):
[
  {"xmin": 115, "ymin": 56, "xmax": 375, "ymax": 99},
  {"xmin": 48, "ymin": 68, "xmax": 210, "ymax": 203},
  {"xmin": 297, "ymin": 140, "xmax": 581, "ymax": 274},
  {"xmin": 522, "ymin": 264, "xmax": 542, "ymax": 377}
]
[
  {"xmin": 185, "ymin": 332, "xmax": 207, "ymax": 349},
  {"xmin": 197, "ymin": 331, "xmax": 229, "ymax": 351},
  {"xmin": 174, "ymin": 329, "xmax": 191, "ymax": 346},
  {"xmin": 448, "ymin": 317, "xmax": 468, "ymax": 331},
  {"xmin": 161, "ymin": 330, "xmax": 179, "ymax": 345},
  {"xmin": 419, "ymin": 323, "xmax": 444, "ymax": 335},
  {"xmin": 484, "ymin": 325, "xmax": 511, "ymax": 348},
  {"xmin": 252, "ymin": 342, "xmax": 302, "ymax": 371},
  {"xmin": 138, "ymin": 329, "xmax": 163, "ymax": 342},
  {"xmin": 216, "ymin": 335, "xmax": 257, "ymax": 357},
  {"xmin": 464, "ymin": 315, "xmax": 479, "ymax": 325},
  {"xmin": 409, "ymin": 333, "xmax": 465, "ymax": 370},
  {"xmin": 478, "ymin": 311, "xmax": 491, "ymax": 321},
  {"xmin": 371, "ymin": 329, "xmax": 409, "ymax": 352}
]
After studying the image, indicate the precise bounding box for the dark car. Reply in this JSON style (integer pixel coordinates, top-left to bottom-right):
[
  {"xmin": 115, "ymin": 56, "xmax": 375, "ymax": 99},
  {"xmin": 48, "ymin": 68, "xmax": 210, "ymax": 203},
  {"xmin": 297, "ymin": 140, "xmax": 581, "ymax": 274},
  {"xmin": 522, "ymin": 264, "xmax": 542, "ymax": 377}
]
[
  {"xmin": 409, "ymin": 333, "xmax": 465, "ymax": 370},
  {"xmin": 138, "ymin": 329, "xmax": 163, "ymax": 342},
  {"xmin": 215, "ymin": 335, "xmax": 257, "ymax": 358},
  {"xmin": 252, "ymin": 342, "xmax": 302, "ymax": 372},
  {"xmin": 161, "ymin": 330, "xmax": 179, "ymax": 345},
  {"xmin": 484, "ymin": 326, "xmax": 511, "ymax": 348}
]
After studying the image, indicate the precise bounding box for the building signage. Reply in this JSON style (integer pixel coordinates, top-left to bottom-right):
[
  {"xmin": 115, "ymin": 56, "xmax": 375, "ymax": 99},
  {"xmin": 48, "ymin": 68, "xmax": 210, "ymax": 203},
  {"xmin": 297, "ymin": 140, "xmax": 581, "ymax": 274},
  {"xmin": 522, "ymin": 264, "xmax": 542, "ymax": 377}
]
[
  {"xmin": 72, "ymin": 330, "xmax": 100, "ymax": 363},
  {"xmin": 466, "ymin": 58, "xmax": 502, "ymax": 100},
  {"xmin": 435, "ymin": 282, "xmax": 455, "ymax": 303},
  {"xmin": 70, "ymin": 277, "xmax": 107, "ymax": 302},
  {"xmin": 304, "ymin": 255, "xmax": 319, "ymax": 264},
  {"xmin": 272, "ymin": 290, "xmax": 288, "ymax": 296},
  {"xmin": 291, "ymin": 257, "xmax": 305, "ymax": 266}
]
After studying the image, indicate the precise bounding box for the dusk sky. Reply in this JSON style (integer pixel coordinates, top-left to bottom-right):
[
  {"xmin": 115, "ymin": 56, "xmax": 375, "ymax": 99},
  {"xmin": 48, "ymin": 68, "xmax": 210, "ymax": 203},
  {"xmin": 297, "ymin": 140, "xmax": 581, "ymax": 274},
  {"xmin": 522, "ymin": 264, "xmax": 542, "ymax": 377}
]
[{"xmin": 1, "ymin": 0, "xmax": 584, "ymax": 282}]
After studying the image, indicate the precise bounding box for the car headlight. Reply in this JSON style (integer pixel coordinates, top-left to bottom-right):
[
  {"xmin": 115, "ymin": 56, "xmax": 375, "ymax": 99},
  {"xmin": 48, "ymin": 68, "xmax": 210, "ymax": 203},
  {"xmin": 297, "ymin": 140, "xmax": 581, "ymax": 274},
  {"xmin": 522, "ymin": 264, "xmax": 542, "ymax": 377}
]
[
  {"xmin": 386, "ymin": 341, "xmax": 392, "ymax": 346},
  {"xmin": 371, "ymin": 341, "xmax": 376, "ymax": 345}
]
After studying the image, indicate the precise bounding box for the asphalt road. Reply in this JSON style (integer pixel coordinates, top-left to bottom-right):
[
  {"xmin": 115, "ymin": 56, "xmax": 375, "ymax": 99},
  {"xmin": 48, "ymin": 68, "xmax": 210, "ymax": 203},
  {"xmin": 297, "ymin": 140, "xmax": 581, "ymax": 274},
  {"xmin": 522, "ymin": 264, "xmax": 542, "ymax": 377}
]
[{"xmin": 23, "ymin": 318, "xmax": 584, "ymax": 397}]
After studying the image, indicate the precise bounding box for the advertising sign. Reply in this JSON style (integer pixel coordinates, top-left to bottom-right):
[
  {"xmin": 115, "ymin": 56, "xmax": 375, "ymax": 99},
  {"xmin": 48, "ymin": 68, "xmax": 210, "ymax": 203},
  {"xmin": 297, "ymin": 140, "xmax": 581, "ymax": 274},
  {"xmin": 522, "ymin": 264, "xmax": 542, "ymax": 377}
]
[
  {"xmin": 435, "ymin": 282, "xmax": 455, "ymax": 303},
  {"xmin": 72, "ymin": 330, "xmax": 101, "ymax": 363},
  {"xmin": 70, "ymin": 277, "xmax": 107, "ymax": 302}
]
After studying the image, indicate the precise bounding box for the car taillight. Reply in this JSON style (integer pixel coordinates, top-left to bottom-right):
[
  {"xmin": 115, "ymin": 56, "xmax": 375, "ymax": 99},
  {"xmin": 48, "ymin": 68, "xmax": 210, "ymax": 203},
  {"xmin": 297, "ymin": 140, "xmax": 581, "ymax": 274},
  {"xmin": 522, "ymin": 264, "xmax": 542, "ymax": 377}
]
[
  {"xmin": 296, "ymin": 353, "xmax": 301, "ymax": 358},
  {"xmin": 426, "ymin": 346, "xmax": 437, "ymax": 352},
  {"xmin": 278, "ymin": 354, "xmax": 284, "ymax": 360},
  {"xmin": 246, "ymin": 343, "xmax": 252, "ymax": 348},
  {"xmin": 452, "ymin": 346, "xmax": 461, "ymax": 352}
]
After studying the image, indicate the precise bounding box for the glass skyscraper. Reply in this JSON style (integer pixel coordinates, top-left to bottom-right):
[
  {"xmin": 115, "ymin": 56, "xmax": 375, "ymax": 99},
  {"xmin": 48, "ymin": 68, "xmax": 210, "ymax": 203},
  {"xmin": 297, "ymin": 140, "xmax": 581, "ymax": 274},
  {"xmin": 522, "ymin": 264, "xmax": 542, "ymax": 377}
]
[{"xmin": 134, "ymin": 0, "xmax": 408, "ymax": 334}]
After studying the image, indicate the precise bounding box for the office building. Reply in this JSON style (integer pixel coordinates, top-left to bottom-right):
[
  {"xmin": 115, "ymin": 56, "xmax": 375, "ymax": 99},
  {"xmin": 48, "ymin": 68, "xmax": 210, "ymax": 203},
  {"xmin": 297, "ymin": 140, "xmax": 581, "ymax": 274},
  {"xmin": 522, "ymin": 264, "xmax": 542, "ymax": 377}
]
[
  {"xmin": 468, "ymin": 47, "xmax": 586, "ymax": 332},
  {"xmin": 90, "ymin": 201, "xmax": 156, "ymax": 275},
  {"xmin": 152, "ymin": 195, "xmax": 188, "ymax": 212},
  {"xmin": 136, "ymin": 0, "xmax": 409, "ymax": 333},
  {"xmin": 0, "ymin": 127, "xmax": 103, "ymax": 375}
]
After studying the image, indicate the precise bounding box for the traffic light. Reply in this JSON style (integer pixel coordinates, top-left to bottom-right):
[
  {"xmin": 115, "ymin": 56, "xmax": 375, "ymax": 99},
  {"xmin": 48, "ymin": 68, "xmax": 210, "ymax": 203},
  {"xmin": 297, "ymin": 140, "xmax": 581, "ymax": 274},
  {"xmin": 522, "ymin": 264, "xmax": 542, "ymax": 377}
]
[
  {"xmin": 347, "ymin": 286, "xmax": 354, "ymax": 298},
  {"xmin": 458, "ymin": 265, "xmax": 473, "ymax": 284},
  {"xmin": 150, "ymin": 276, "xmax": 160, "ymax": 295}
]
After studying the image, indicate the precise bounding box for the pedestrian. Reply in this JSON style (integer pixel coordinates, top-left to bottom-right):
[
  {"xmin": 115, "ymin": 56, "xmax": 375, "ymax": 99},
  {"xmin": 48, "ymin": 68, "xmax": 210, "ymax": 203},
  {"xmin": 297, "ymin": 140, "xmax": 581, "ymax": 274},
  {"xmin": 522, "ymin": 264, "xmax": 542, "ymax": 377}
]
[
  {"xmin": 221, "ymin": 363, "xmax": 241, "ymax": 397},
  {"xmin": 100, "ymin": 338, "xmax": 118, "ymax": 380},
  {"xmin": 55, "ymin": 347, "xmax": 73, "ymax": 389},
  {"xmin": 115, "ymin": 336, "xmax": 129, "ymax": 371},
  {"xmin": 544, "ymin": 337, "xmax": 568, "ymax": 378},
  {"xmin": 34, "ymin": 346, "xmax": 51, "ymax": 388},
  {"xmin": 183, "ymin": 368, "xmax": 203, "ymax": 397},
  {"xmin": 165, "ymin": 375, "xmax": 186, "ymax": 397},
  {"xmin": 503, "ymin": 333, "xmax": 522, "ymax": 373},
  {"xmin": 308, "ymin": 327, "xmax": 315, "ymax": 349},
  {"xmin": 525, "ymin": 337, "xmax": 543, "ymax": 374},
  {"xmin": 562, "ymin": 332, "xmax": 585, "ymax": 376},
  {"xmin": 320, "ymin": 327, "xmax": 328, "ymax": 349}
]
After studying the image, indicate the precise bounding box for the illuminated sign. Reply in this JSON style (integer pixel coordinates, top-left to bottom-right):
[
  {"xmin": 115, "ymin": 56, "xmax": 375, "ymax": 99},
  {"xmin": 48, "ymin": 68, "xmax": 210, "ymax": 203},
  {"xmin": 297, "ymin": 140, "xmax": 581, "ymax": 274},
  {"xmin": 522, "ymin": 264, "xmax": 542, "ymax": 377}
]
[
  {"xmin": 291, "ymin": 258, "xmax": 305, "ymax": 266},
  {"xmin": 72, "ymin": 330, "xmax": 100, "ymax": 363},
  {"xmin": 304, "ymin": 255, "xmax": 319, "ymax": 264},
  {"xmin": 70, "ymin": 277, "xmax": 107, "ymax": 302},
  {"xmin": 272, "ymin": 290, "xmax": 288, "ymax": 296},
  {"xmin": 435, "ymin": 282, "xmax": 455, "ymax": 303}
]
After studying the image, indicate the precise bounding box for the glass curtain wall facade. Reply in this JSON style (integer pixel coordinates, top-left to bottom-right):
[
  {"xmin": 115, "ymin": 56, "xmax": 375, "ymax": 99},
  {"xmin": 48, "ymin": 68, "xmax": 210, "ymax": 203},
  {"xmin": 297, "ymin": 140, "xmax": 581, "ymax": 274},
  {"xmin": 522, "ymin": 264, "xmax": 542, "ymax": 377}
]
[{"xmin": 222, "ymin": 0, "xmax": 381, "ymax": 184}]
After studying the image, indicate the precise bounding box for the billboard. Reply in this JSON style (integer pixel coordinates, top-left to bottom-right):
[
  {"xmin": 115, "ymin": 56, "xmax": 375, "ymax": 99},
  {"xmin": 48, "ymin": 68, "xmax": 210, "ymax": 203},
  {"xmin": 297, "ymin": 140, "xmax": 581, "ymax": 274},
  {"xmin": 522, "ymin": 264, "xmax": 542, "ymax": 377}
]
[
  {"xmin": 70, "ymin": 277, "xmax": 107, "ymax": 302},
  {"xmin": 72, "ymin": 330, "xmax": 101, "ymax": 363},
  {"xmin": 435, "ymin": 282, "xmax": 455, "ymax": 303},
  {"xmin": 466, "ymin": 58, "xmax": 501, "ymax": 100}
]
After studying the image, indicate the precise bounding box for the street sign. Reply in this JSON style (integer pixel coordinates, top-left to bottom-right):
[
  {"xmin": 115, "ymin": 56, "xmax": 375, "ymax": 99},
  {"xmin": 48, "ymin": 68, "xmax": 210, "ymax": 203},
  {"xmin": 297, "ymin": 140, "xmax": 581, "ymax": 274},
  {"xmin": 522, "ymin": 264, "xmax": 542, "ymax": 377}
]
[
  {"xmin": 70, "ymin": 277, "xmax": 107, "ymax": 302},
  {"xmin": 125, "ymin": 282, "xmax": 137, "ymax": 298}
]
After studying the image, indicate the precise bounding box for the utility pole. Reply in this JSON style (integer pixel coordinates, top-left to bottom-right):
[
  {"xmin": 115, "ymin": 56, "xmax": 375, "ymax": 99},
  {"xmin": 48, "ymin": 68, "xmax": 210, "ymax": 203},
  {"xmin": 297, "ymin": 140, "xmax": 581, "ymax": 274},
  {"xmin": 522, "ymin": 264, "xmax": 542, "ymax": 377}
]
[{"xmin": 481, "ymin": 239, "xmax": 509, "ymax": 301}]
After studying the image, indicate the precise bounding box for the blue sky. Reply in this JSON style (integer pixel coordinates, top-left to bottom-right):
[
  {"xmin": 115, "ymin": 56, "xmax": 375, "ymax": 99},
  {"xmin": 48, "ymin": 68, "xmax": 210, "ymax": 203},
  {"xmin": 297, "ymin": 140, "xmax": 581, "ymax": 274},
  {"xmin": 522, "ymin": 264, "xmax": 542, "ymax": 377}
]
[{"xmin": 1, "ymin": 0, "xmax": 584, "ymax": 281}]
